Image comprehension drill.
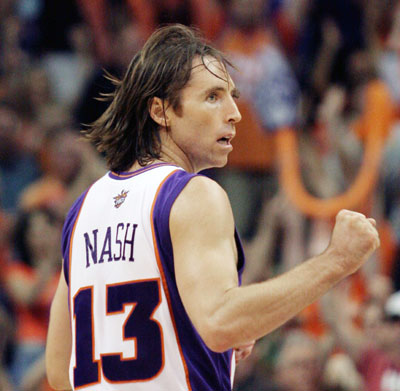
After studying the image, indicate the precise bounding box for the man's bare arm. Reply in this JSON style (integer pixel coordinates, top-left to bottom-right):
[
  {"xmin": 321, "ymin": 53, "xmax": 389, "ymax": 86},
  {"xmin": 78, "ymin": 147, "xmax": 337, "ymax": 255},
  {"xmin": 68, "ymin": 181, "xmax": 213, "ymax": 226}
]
[
  {"xmin": 170, "ymin": 176, "xmax": 380, "ymax": 352},
  {"xmin": 45, "ymin": 271, "xmax": 72, "ymax": 390}
]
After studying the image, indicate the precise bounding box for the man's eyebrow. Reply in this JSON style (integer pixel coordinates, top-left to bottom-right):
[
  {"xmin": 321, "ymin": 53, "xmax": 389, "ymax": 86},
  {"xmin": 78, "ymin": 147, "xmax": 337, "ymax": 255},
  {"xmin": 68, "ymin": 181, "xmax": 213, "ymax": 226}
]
[
  {"xmin": 203, "ymin": 85, "xmax": 241, "ymax": 98},
  {"xmin": 231, "ymin": 87, "xmax": 240, "ymax": 98}
]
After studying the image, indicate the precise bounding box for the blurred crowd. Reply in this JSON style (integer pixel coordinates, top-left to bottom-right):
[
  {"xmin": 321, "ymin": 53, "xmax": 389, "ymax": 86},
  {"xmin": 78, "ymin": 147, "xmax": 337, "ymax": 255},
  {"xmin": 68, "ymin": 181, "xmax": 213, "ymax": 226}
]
[{"xmin": 1, "ymin": 0, "xmax": 400, "ymax": 390}]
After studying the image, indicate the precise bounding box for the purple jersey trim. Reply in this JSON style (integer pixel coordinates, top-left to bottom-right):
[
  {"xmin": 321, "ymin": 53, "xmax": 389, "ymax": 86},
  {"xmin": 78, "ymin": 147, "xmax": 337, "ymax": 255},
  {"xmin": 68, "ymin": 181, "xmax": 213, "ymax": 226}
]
[
  {"xmin": 108, "ymin": 162, "xmax": 179, "ymax": 180},
  {"xmin": 61, "ymin": 189, "xmax": 89, "ymax": 285},
  {"xmin": 152, "ymin": 170, "xmax": 245, "ymax": 391}
]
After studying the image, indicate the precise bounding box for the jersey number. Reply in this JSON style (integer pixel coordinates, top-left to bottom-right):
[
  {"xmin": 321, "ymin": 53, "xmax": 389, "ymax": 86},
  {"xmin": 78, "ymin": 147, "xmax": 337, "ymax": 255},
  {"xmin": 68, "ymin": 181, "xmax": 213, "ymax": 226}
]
[{"xmin": 73, "ymin": 280, "xmax": 163, "ymax": 388}]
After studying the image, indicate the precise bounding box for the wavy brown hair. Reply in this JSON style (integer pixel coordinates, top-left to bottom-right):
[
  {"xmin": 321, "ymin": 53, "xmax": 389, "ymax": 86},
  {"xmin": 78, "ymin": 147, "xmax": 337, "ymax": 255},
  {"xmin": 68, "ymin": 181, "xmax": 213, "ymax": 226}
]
[{"xmin": 83, "ymin": 24, "xmax": 232, "ymax": 173}]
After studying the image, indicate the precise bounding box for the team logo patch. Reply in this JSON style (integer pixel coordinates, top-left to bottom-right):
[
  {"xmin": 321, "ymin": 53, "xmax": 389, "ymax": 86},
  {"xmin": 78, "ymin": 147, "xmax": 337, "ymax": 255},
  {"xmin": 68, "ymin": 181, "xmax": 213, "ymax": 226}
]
[{"xmin": 113, "ymin": 190, "xmax": 129, "ymax": 208}]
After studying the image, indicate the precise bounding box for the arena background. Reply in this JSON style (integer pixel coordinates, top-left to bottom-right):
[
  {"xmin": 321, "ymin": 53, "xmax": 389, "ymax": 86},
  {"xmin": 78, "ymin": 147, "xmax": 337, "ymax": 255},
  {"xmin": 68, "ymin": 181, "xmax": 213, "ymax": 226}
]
[{"xmin": 1, "ymin": 0, "xmax": 400, "ymax": 390}]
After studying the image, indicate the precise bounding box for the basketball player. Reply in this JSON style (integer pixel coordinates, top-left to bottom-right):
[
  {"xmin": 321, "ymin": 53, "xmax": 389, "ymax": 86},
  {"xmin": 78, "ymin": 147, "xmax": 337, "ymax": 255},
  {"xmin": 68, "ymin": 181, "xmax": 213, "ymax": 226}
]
[{"xmin": 46, "ymin": 24, "xmax": 380, "ymax": 390}]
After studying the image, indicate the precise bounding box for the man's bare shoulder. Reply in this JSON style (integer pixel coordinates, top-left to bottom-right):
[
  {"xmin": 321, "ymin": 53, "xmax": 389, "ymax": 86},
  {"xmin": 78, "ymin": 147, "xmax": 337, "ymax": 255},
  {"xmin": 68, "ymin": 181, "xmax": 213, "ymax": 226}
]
[
  {"xmin": 170, "ymin": 175, "xmax": 234, "ymax": 232},
  {"xmin": 178, "ymin": 175, "xmax": 229, "ymax": 202}
]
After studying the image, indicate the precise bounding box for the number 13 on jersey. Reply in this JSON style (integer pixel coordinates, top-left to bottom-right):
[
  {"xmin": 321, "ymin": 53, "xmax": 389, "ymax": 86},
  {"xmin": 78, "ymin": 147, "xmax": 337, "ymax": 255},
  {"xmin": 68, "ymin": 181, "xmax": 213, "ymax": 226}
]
[{"xmin": 72, "ymin": 279, "xmax": 164, "ymax": 388}]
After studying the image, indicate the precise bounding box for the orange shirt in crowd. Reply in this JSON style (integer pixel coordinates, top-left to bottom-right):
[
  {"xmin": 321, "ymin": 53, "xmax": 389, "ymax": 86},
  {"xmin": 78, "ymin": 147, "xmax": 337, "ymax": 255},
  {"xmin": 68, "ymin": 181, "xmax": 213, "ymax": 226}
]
[{"xmin": 5, "ymin": 261, "xmax": 59, "ymax": 344}]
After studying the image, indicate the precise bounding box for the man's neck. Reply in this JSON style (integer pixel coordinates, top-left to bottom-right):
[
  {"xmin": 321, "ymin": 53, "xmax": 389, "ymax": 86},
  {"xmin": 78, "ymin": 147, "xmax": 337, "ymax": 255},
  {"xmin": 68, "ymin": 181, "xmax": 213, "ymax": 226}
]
[{"xmin": 158, "ymin": 130, "xmax": 196, "ymax": 173}]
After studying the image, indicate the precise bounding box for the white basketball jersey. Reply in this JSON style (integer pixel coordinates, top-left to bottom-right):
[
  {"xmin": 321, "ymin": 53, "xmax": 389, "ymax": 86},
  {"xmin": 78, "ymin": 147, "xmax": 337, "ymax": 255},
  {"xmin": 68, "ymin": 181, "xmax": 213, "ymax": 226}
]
[{"xmin": 62, "ymin": 163, "xmax": 245, "ymax": 391}]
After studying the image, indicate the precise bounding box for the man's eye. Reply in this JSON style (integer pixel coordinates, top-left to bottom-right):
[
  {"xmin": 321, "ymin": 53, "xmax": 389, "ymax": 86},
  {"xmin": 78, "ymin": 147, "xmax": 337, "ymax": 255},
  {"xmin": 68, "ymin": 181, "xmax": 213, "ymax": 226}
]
[{"xmin": 207, "ymin": 93, "xmax": 217, "ymax": 102}]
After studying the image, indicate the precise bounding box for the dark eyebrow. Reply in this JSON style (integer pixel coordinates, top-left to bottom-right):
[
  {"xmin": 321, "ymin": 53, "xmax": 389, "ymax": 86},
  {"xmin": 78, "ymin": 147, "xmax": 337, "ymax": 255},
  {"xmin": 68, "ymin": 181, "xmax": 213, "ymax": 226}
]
[
  {"xmin": 231, "ymin": 87, "xmax": 240, "ymax": 99},
  {"xmin": 204, "ymin": 86, "xmax": 241, "ymax": 98}
]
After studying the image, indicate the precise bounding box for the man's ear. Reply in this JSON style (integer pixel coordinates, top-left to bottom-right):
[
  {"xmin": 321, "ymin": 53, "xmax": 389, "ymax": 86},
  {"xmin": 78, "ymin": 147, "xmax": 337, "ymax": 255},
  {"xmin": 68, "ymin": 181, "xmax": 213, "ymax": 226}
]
[{"xmin": 149, "ymin": 97, "xmax": 169, "ymax": 127}]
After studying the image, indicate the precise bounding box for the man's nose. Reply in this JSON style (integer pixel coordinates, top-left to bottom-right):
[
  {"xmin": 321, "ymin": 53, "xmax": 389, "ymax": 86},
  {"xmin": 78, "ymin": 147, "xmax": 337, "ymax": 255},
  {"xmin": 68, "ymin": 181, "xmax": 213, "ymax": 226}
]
[{"xmin": 227, "ymin": 98, "xmax": 242, "ymax": 124}]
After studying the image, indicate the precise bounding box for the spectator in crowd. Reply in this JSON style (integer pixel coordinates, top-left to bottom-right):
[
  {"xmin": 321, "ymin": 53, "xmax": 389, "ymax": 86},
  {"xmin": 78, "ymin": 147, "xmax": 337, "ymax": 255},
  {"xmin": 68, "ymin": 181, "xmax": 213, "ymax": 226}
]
[
  {"xmin": 17, "ymin": 0, "xmax": 95, "ymax": 109},
  {"xmin": 0, "ymin": 102, "xmax": 40, "ymax": 215},
  {"xmin": 296, "ymin": 0, "xmax": 367, "ymax": 125},
  {"xmin": 74, "ymin": 22, "xmax": 143, "ymax": 129},
  {"xmin": 19, "ymin": 127, "xmax": 105, "ymax": 216},
  {"xmin": 323, "ymin": 284, "xmax": 400, "ymax": 391},
  {"xmin": 266, "ymin": 0, "xmax": 309, "ymax": 59},
  {"xmin": 273, "ymin": 330, "xmax": 324, "ymax": 391},
  {"xmin": 215, "ymin": 0, "xmax": 300, "ymax": 240},
  {"xmin": 76, "ymin": 0, "xmax": 225, "ymax": 61},
  {"xmin": 4, "ymin": 207, "xmax": 62, "ymax": 389},
  {"xmin": 0, "ymin": 5, "xmax": 31, "ymax": 102}
]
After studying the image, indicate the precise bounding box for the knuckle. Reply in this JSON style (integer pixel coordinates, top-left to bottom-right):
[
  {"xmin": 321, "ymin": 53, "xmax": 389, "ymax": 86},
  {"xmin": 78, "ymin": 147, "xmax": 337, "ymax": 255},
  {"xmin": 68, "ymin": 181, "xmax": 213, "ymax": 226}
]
[{"xmin": 337, "ymin": 209, "xmax": 349, "ymax": 220}]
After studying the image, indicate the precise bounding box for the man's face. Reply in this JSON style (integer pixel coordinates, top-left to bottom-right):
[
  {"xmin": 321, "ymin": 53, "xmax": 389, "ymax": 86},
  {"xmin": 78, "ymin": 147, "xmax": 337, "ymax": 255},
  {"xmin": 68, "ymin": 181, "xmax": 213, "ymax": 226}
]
[{"xmin": 165, "ymin": 56, "xmax": 241, "ymax": 173}]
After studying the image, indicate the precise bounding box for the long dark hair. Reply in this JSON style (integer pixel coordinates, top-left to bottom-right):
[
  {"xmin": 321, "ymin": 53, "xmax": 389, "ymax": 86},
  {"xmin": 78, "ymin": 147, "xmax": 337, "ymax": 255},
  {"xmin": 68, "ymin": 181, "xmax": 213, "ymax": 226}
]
[{"xmin": 83, "ymin": 24, "xmax": 232, "ymax": 173}]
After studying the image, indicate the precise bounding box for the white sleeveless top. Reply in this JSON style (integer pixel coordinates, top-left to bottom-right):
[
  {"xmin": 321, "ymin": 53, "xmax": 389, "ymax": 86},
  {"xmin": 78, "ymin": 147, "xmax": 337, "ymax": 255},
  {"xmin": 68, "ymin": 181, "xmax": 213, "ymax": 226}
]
[{"xmin": 62, "ymin": 163, "xmax": 245, "ymax": 391}]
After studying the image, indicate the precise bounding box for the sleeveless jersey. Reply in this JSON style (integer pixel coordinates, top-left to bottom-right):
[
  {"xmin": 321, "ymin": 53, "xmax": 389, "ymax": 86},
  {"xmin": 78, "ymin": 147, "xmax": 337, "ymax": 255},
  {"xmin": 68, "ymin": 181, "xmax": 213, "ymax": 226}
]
[{"xmin": 61, "ymin": 163, "xmax": 245, "ymax": 391}]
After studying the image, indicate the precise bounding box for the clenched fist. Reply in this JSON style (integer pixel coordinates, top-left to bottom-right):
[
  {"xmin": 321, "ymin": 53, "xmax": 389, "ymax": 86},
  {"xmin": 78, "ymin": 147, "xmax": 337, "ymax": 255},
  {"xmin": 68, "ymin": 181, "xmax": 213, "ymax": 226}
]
[{"xmin": 328, "ymin": 209, "xmax": 380, "ymax": 276}]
